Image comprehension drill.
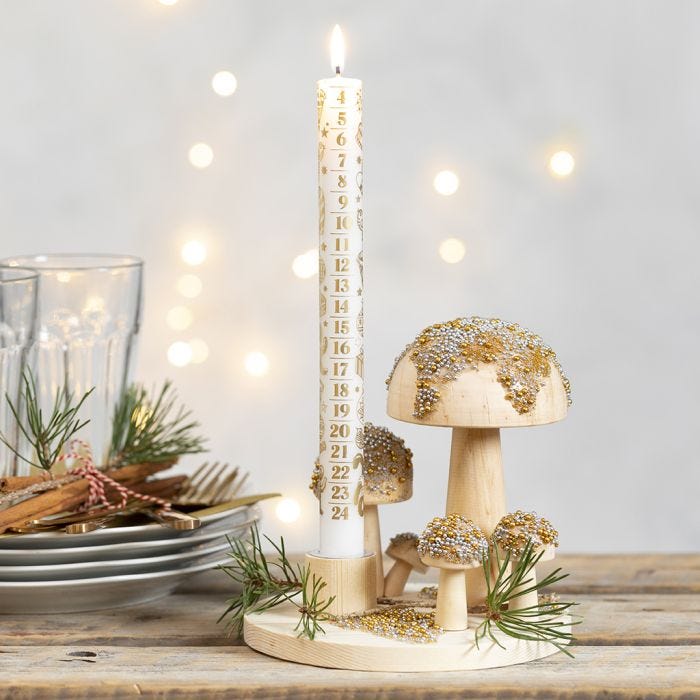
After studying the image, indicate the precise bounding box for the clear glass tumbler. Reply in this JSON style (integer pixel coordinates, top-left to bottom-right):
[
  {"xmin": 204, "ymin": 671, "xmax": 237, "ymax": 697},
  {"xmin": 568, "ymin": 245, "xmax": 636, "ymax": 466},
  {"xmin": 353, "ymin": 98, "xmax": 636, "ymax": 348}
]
[
  {"xmin": 0, "ymin": 268, "xmax": 38, "ymax": 477},
  {"xmin": 0, "ymin": 255, "xmax": 143, "ymax": 468}
]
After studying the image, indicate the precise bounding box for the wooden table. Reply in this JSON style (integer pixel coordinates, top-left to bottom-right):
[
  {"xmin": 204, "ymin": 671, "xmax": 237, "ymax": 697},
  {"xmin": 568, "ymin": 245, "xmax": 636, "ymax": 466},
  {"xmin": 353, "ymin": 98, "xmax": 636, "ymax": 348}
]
[{"xmin": 0, "ymin": 554, "xmax": 698, "ymax": 698}]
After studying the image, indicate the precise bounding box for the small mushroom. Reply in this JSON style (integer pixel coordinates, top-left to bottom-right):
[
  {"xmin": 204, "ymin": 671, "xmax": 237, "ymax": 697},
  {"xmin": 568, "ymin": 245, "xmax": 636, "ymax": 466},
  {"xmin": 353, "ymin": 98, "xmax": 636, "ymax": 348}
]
[
  {"xmin": 383, "ymin": 532, "xmax": 428, "ymax": 597},
  {"xmin": 418, "ymin": 514, "xmax": 489, "ymax": 630},
  {"xmin": 493, "ymin": 510, "xmax": 559, "ymax": 612},
  {"xmin": 363, "ymin": 423, "xmax": 413, "ymax": 597}
]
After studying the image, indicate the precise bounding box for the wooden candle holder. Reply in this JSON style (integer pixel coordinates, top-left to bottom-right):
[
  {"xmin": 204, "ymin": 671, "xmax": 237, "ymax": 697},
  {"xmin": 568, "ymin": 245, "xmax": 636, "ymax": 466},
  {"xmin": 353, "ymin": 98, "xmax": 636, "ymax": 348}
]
[{"xmin": 244, "ymin": 336, "xmax": 573, "ymax": 671}]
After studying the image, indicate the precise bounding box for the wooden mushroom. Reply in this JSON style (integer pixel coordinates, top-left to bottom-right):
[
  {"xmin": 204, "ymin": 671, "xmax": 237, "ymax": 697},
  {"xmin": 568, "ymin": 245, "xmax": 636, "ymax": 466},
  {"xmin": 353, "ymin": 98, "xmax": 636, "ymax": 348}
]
[
  {"xmin": 383, "ymin": 532, "xmax": 428, "ymax": 597},
  {"xmin": 363, "ymin": 423, "xmax": 413, "ymax": 597},
  {"xmin": 493, "ymin": 510, "xmax": 559, "ymax": 612},
  {"xmin": 387, "ymin": 316, "xmax": 570, "ymax": 605},
  {"xmin": 418, "ymin": 514, "xmax": 488, "ymax": 630}
]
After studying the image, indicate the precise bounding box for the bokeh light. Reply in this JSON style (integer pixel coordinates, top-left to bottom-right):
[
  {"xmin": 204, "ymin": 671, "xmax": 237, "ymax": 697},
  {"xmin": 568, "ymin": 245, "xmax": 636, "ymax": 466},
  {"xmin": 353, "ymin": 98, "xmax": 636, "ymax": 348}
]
[
  {"xmin": 433, "ymin": 170, "xmax": 460, "ymax": 196},
  {"xmin": 244, "ymin": 351, "xmax": 269, "ymax": 377},
  {"xmin": 292, "ymin": 248, "xmax": 318, "ymax": 279},
  {"xmin": 275, "ymin": 498, "xmax": 301, "ymax": 524},
  {"xmin": 438, "ymin": 238, "xmax": 466, "ymax": 264},
  {"xmin": 549, "ymin": 150, "xmax": 575, "ymax": 178},
  {"xmin": 189, "ymin": 338, "xmax": 209, "ymax": 364},
  {"xmin": 181, "ymin": 240, "xmax": 207, "ymax": 266},
  {"xmin": 176, "ymin": 273, "xmax": 203, "ymax": 299},
  {"xmin": 188, "ymin": 142, "xmax": 214, "ymax": 169},
  {"xmin": 166, "ymin": 306, "xmax": 193, "ymax": 331},
  {"xmin": 211, "ymin": 71, "xmax": 238, "ymax": 97},
  {"xmin": 167, "ymin": 341, "xmax": 192, "ymax": 367}
]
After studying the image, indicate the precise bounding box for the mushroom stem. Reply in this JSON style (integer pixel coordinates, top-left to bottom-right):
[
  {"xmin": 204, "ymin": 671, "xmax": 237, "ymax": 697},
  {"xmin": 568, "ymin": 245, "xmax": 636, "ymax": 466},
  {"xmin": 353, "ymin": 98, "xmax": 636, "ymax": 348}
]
[
  {"xmin": 363, "ymin": 503, "xmax": 385, "ymax": 597},
  {"xmin": 508, "ymin": 564, "xmax": 539, "ymax": 612},
  {"xmin": 435, "ymin": 568, "xmax": 468, "ymax": 631},
  {"xmin": 446, "ymin": 427, "xmax": 505, "ymax": 606},
  {"xmin": 383, "ymin": 559, "xmax": 412, "ymax": 597}
]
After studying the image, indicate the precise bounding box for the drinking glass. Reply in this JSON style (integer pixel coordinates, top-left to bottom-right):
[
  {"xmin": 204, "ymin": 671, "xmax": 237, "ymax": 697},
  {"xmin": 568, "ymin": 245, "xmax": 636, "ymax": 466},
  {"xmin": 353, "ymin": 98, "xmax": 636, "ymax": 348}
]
[
  {"xmin": 0, "ymin": 268, "xmax": 38, "ymax": 477},
  {"xmin": 0, "ymin": 255, "xmax": 143, "ymax": 467}
]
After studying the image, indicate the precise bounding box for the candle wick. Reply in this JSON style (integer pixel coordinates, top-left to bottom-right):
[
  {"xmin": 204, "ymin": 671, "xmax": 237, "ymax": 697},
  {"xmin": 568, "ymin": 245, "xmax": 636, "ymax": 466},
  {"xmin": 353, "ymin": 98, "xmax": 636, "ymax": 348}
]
[{"xmin": 335, "ymin": 66, "xmax": 341, "ymax": 76}]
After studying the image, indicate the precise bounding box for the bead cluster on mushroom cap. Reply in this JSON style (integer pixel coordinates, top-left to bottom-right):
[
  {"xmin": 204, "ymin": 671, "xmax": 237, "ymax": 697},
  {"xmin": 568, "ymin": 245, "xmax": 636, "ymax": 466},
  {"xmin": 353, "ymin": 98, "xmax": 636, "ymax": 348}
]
[
  {"xmin": 334, "ymin": 607, "xmax": 442, "ymax": 644},
  {"xmin": 363, "ymin": 422, "xmax": 413, "ymax": 505},
  {"xmin": 389, "ymin": 532, "xmax": 419, "ymax": 548},
  {"xmin": 493, "ymin": 510, "xmax": 559, "ymax": 557},
  {"xmin": 386, "ymin": 316, "xmax": 572, "ymax": 419},
  {"xmin": 418, "ymin": 514, "xmax": 489, "ymax": 565}
]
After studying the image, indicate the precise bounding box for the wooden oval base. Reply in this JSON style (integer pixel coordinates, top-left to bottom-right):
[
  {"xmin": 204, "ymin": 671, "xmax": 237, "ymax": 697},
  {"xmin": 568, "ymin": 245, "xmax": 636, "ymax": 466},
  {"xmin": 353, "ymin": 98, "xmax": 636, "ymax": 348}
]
[{"xmin": 244, "ymin": 600, "xmax": 571, "ymax": 672}]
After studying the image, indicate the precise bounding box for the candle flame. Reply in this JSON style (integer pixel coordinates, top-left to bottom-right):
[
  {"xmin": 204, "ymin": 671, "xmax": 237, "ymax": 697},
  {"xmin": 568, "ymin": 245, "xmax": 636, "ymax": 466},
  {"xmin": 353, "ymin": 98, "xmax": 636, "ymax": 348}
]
[{"xmin": 330, "ymin": 24, "xmax": 345, "ymax": 75}]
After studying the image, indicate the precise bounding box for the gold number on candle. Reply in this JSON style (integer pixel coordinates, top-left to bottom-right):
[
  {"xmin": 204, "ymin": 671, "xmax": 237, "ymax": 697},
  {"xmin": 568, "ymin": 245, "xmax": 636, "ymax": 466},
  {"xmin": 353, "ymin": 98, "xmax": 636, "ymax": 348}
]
[
  {"xmin": 334, "ymin": 279, "xmax": 349, "ymax": 293},
  {"xmin": 338, "ymin": 194, "xmax": 348, "ymax": 209},
  {"xmin": 338, "ymin": 153, "xmax": 346, "ymax": 167},
  {"xmin": 333, "ymin": 340, "xmax": 350, "ymax": 355},
  {"xmin": 333, "ymin": 361, "xmax": 348, "ymax": 376},
  {"xmin": 337, "ymin": 90, "xmax": 345, "ymax": 104},
  {"xmin": 334, "ymin": 299, "xmax": 349, "ymax": 313},
  {"xmin": 331, "ymin": 447, "xmax": 348, "ymax": 461},
  {"xmin": 333, "ymin": 382, "xmax": 349, "ymax": 397},
  {"xmin": 333, "ymin": 402, "xmax": 350, "ymax": 417},
  {"xmin": 330, "ymin": 423, "xmax": 350, "ymax": 438},
  {"xmin": 331, "ymin": 485, "xmax": 349, "ymax": 500},
  {"xmin": 335, "ymin": 238, "xmax": 349, "ymax": 252},
  {"xmin": 331, "ymin": 505, "xmax": 349, "ymax": 520},
  {"xmin": 334, "ymin": 258, "xmax": 350, "ymax": 273},
  {"xmin": 338, "ymin": 175, "xmax": 346, "ymax": 188},
  {"xmin": 336, "ymin": 132, "xmax": 346, "ymax": 146},
  {"xmin": 334, "ymin": 319, "xmax": 349, "ymax": 334},
  {"xmin": 335, "ymin": 215, "xmax": 351, "ymax": 230},
  {"xmin": 338, "ymin": 111, "xmax": 346, "ymax": 125}
]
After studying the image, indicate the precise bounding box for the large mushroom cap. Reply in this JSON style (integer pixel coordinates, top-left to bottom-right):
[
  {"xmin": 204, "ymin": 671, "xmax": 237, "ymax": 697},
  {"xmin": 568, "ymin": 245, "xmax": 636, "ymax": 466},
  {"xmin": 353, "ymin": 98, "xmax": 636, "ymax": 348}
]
[
  {"xmin": 493, "ymin": 510, "xmax": 559, "ymax": 559},
  {"xmin": 386, "ymin": 316, "xmax": 571, "ymax": 428},
  {"xmin": 418, "ymin": 514, "xmax": 489, "ymax": 569},
  {"xmin": 386, "ymin": 532, "xmax": 428, "ymax": 574},
  {"xmin": 363, "ymin": 422, "xmax": 413, "ymax": 506}
]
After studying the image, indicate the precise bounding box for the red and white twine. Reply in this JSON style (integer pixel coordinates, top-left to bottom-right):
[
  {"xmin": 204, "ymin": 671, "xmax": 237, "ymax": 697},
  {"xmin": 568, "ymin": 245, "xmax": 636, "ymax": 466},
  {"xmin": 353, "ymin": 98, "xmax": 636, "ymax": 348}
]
[{"xmin": 60, "ymin": 440, "xmax": 171, "ymax": 514}]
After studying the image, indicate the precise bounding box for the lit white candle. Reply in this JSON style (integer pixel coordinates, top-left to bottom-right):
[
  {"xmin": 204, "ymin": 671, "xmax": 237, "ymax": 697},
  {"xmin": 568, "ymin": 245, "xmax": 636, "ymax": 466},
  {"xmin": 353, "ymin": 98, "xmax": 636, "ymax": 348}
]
[{"xmin": 317, "ymin": 25, "xmax": 365, "ymax": 558}]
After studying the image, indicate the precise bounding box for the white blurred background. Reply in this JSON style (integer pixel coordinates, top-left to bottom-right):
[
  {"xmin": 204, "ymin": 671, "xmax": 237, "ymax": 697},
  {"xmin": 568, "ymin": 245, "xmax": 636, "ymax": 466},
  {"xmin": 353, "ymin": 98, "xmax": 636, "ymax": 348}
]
[{"xmin": 1, "ymin": 0, "xmax": 698, "ymax": 552}]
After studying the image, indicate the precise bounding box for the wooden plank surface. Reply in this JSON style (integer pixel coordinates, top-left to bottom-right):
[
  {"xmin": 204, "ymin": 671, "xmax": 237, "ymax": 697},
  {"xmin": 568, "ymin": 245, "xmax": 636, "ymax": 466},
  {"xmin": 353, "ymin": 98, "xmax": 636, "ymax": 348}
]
[
  {"xmin": 0, "ymin": 593, "xmax": 698, "ymax": 648},
  {"xmin": 0, "ymin": 554, "xmax": 698, "ymax": 698},
  {"xmin": 0, "ymin": 646, "xmax": 698, "ymax": 698}
]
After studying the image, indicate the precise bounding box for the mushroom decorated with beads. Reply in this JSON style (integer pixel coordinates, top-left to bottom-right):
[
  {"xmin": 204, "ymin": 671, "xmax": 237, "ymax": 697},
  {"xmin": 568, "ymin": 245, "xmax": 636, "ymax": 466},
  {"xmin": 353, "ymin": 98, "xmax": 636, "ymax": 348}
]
[
  {"xmin": 383, "ymin": 532, "xmax": 428, "ymax": 597},
  {"xmin": 363, "ymin": 423, "xmax": 413, "ymax": 597},
  {"xmin": 387, "ymin": 316, "xmax": 571, "ymax": 605},
  {"xmin": 493, "ymin": 510, "xmax": 559, "ymax": 612},
  {"xmin": 418, "ymin": 514, "xmax": 488, "ymax": 630}
]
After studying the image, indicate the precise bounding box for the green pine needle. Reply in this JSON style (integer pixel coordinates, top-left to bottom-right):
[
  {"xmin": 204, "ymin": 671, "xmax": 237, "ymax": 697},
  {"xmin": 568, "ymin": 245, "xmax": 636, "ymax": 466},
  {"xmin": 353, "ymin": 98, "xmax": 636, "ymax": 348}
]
[
  {"xmin": 109, "ymin": 380, "xmax": 207, "ymax": 466},
  {"xmin": 0, "ymin": 370, "xmax": 93, "ymax": 471},
  {"xmin": 475, "ymin": 540, "xmax": 581, "ymax": 657},
  {"xmin": 218, "ymin": 524, "xmax": 335, "ymax": 640}
]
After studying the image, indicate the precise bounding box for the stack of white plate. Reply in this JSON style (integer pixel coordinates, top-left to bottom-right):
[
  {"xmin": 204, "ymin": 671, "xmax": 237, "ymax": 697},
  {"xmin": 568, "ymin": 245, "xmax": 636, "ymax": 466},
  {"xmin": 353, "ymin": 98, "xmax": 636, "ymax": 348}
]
[{"xmin": 0, "ymin": 503, "xmax": 259, "ymax": 613}]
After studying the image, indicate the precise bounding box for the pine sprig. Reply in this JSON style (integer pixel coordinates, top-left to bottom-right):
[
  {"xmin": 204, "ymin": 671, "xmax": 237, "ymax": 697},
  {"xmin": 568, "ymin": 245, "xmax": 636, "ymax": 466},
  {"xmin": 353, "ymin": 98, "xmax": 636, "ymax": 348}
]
[
  {"xmin": 218, "ymin": 524, "xmax": 335, "ymax": 640},
  {"xmin": 475, "ymin": 541, "xmax": 580, "ymax": 657},
  {"xmin": 0, "ymin": 371, "xmax": 93, "ymax": 471},
  {"xmin": 109, "ymin": 380, "xmax": 206, "ymax": 466}
]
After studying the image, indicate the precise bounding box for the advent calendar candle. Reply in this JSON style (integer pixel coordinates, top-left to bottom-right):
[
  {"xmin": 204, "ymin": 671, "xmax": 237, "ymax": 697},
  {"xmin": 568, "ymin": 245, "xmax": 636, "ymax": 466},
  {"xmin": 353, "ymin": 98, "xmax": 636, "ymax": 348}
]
[{"xmin": 317, "ymin": 25, "xmax": 365, "ymax": 557}]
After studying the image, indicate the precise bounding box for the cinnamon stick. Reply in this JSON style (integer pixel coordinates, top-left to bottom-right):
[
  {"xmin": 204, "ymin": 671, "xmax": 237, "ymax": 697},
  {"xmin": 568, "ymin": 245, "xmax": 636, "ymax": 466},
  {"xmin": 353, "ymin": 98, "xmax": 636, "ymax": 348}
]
[
  {"xmin": 0, "ymin": 472, "xmax": 53, "ymax": 492},
  {"xmin": 0, "ymin": 462, "xmax": 179, "ymax": 533},
  {"xmin": 0, "ymin": 460, "xmax": 176, "ymax": 494}
]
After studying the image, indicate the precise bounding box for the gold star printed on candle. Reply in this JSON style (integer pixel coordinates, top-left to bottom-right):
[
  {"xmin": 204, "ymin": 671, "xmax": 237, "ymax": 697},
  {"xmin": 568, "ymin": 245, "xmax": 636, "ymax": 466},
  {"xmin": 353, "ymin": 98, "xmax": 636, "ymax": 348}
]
[
  {"xmin": 321, "ymin": 127, "xmax": 328, "ymax": 137},
  {"xmin": 356, "ymin": 156, "xmax": 362, "ymax": 164},
  {"xmin": 323, "ymin": 286, "xmax": 328, "ymax": 291}
]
